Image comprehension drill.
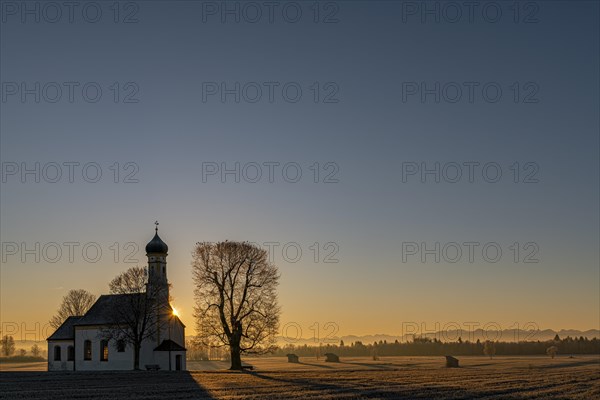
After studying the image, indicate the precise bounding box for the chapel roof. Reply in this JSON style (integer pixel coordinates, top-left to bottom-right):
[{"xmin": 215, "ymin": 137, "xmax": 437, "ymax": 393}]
[
  {"xmin": 74, "ymin": 294, "xmax": 143, "ymax": 326},
  {"xmin": 47, "ymin": 316, "xmax": 82, "ymax": 340}
]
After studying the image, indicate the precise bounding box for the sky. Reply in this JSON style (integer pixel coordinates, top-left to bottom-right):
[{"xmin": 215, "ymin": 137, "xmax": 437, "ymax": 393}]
[{"xmin": 1, "ymin": 0, "xmax": 598, "ymax": 342}]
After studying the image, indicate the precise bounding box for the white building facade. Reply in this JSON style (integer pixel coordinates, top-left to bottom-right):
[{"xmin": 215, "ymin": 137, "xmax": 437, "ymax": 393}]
[{"xmin": 47, "ymin": 226, "xmax": 186, "ymax": 371}]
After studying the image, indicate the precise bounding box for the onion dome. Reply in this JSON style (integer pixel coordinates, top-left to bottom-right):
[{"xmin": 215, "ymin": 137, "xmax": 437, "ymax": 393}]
[{"xmin": 146, "ymin": 221, "xmax": 168, "ymax": 254}]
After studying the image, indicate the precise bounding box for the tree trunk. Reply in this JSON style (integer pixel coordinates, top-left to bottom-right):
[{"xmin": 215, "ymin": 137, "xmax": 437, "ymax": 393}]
[
  {"xmin": 229, "ymin": 322, "xmax": 243, "ymax": 370},
  {"xmin": 134, "ymin": 343, "xmax": 141, "ymax": 370},
  {"xmin": 229, "ymin": 343, "xmax": 242, "ymax": 370}
]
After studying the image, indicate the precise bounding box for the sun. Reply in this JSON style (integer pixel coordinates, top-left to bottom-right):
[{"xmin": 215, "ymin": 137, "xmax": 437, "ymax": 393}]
[{"xmin": 171, "ymin": 306, "xmax": 179, "ymax": 317}]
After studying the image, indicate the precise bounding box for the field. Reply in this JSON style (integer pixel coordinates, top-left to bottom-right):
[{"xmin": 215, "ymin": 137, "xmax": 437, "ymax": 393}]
[{"xmin": 1, "ymin": 356, "xmax": 599, "ymax": 399}]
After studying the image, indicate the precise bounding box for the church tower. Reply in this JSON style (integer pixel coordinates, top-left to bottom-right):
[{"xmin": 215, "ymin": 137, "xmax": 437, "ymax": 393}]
[
  {"xmin": 145, "ymin": 221, "xmax": 169, "ymax": 303},
  {"xmin": 145, "ymin": 222, "xmax": 171, "ymax": 346}
]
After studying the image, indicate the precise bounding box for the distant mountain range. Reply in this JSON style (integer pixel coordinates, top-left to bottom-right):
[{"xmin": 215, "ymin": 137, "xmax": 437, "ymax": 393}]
[{"xmin": 272, "ymin": 329, "xmax": 600, "ymax": 346}]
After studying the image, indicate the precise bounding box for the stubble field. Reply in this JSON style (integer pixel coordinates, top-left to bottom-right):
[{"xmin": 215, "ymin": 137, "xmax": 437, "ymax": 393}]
[{"xmin": 1, "ymin": 356, "xmax": 598, "ymax": 399}]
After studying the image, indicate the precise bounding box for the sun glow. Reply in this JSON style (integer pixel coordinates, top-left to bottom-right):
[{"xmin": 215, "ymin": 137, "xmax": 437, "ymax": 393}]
[{"xmin": 171, "ymin": 306, "xmax": 179, "ymax": 317}]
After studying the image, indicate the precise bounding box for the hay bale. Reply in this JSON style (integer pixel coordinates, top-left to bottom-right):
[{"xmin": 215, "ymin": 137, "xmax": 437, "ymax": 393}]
[{"xmin": 445, "ymin": 356, "xmax": 459, "ymax": 368}]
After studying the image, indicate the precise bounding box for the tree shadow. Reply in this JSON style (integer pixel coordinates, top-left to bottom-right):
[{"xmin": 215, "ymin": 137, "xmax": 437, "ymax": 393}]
[
  {"xmin": 246, "ymin": 370, "xmax": 391, "ymax": 396},
  {"xmin": 245, "ymin": 370, "xmax": 496, "ymax": 399}
]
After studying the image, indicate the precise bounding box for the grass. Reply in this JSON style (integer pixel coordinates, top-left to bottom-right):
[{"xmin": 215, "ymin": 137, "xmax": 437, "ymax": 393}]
[{"xmin": 1, "ymin": 356, "xmax": 599, "ymax": 399}]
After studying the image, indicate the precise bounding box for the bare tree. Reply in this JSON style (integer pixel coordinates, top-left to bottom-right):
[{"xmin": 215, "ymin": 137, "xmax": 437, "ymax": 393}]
[
  {"xmin": 102, "ymin": 266, "xmax": 168, "ymax": 370},
  {"xmin": 0, "ymin": 335, "xmax": 15, "ymax": 357},
  {"xmin": 483, "ymin": 340, "xmax": 496, "ymax": 359},
  {"xmin": 50, "ymin": 289, "xmax": 96, "ymax": 329},
  {"xmin": 30, "ymin": 344, "xmax": 41, "ymax": 357},
  {"xmin": 192, "ymin": 241, "xmax": 280, "ymax": 370},
  {"xmin": 546, "ymin": 346, "xmax": 558, "ymax": 359}
]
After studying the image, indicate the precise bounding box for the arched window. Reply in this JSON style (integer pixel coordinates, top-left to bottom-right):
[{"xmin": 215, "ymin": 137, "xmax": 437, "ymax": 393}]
[
  {"xmin": 53, "ymin": 345, "xmax": 61, "ymax": 361},
  {"xmin": 67, "ymin": 346, "xmax": 74, "ymax": 361},
  {"xmin": 117, "ymin": 340, "xmax": 126, "ymax": 352},
  {"xmin": 84, "ymin": 340, "xmax": 92, "ymax": 360},
  {"xmin": 100, "ymin": 340, "xmax": 108, "ymax": 361}
]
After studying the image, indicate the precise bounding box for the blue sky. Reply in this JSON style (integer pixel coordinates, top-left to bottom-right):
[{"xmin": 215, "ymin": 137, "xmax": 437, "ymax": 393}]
[{"xmin": 1, "ymin": 1, "xmax": 598, "ymax": 337}]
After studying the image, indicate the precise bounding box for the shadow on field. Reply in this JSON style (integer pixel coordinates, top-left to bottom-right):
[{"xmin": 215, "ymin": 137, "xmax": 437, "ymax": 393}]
[
  {"xmin": 247, "ymin": 370, "xmax": 390, "ymax": 396},
  {"xmin": 464, "ymin": 363, "xmax": 496, "ymax": 368},
  {"xmin": 245, "ymin": 370, "xmax": 486, "ymax": 399},
  {"xmin": 339, "ymin": 362, "xmax": 396, "ymax": 370},
  {"xmin": 297, "ymin": 361, "xmax": 335, "ymax": 369},
  {"xmin": 0, "ymin": 371, "xmax": 215, "ymax": 400},
  {"xmin": 538, "ymin": 359, "xmax": 600, "ymax": 369}
]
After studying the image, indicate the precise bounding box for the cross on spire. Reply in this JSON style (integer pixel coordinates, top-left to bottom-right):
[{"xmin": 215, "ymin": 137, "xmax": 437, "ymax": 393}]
[{"xmin": 155, "ymin": 220, "xmax": 159, "ymax": 233}]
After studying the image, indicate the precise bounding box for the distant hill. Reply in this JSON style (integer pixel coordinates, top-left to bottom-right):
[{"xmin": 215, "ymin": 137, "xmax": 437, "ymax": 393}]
[{"xmin": 269, "ymin": 329, "xmax": 600, "ymax": 346}]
